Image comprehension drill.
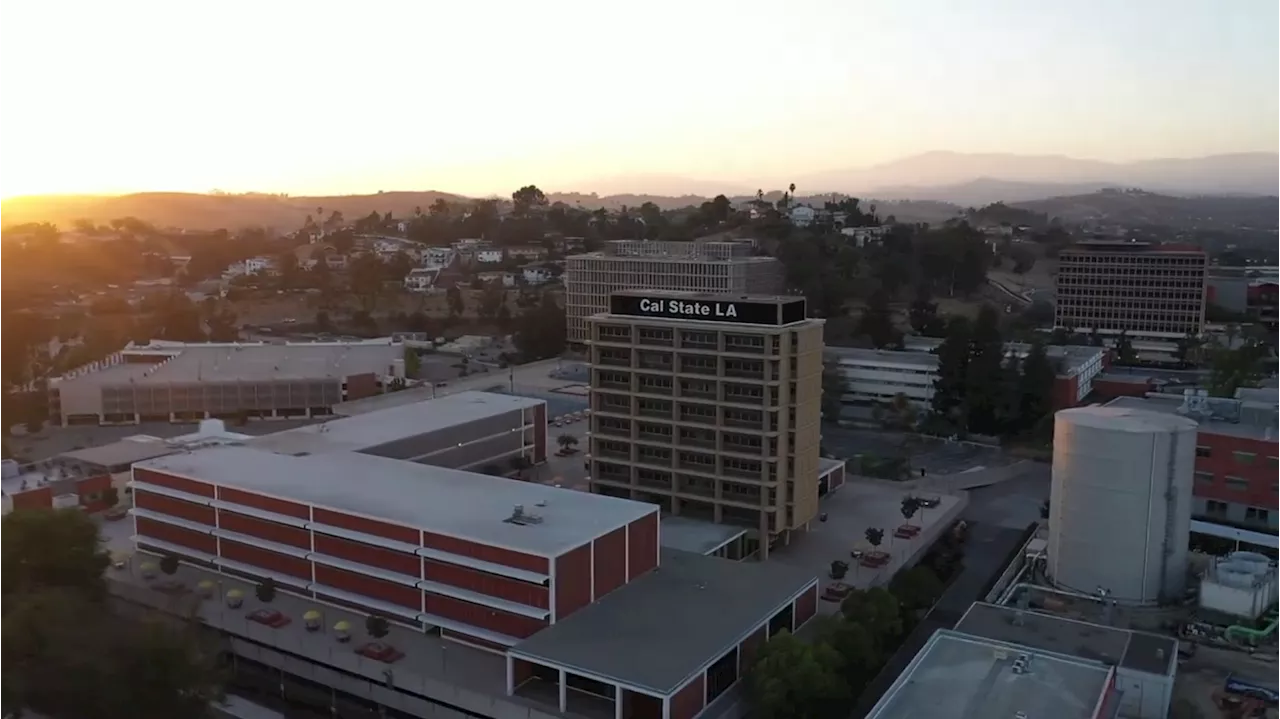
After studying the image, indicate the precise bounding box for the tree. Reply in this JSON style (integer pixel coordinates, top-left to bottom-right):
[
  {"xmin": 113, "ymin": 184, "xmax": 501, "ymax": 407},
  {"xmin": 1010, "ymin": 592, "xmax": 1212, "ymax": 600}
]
[
  {"xmin": 403, "ymin": 347, "xmax": 421, "ymax": 378},
  {"xmin": 2, "ymin": 508, "xmax": 110, "ymax": 603},
  {"xmin": 348, "ymin": 253, "xmax": 386, "ymax": 312},
  {"xmin": 816, "ymin": 616, "xmax": 880, "ymax": 689},
  {"xmin": 1016, "ymin": 339, "xmax": 1056, "ymax": 431},
  {"xmin": 908, "ymin": 287, "xmax": 944, "ymax": 337},
  {"xmin": 864, "ymin": 527, "xmax": 884, "ymax": 551},
  {"xmin": 930, "ymin": 317, "xmax": 971, "ymax": 424},
  {"xmin": 856, "ymin": 290, "xmax": 897, "ymax": 348},
  {"xmin": 102, "ymin": 486, "xmax": 120, "ymax": 510},
  {"xmin": 478, "ymin": 283, "xmax": 505, "ymax": 320},
  {"xmin": 255, "ymin": 578, "xmax": 276, "ymax": 604},
  {"xmin": 840, "ymin": 587, "xmax": 902, "ymax": 652},
  {"xmin": 366, "ymin": 614, "xmax": 390, "ymax": 639},
  {"xmin": 512, "ymin": 185, "xmax": 549, "ymax": 216},
  {"xmin": 962, "ymin": 306, "xmax": 1007, "ymax": 435},
  {"xmin": 512, "ymin": 292, "xmax": 566, "ymax": 361},
  {"xmin": 1114, "ymin": 330, "xmax": 1137, "ymax": 366},
  {"xmin": 889, "ymin": 566, "xmax": 944, "ymax": 613},
  {"xmin": 821, "ymin": 361, "xmax": 847, "ymax": 423},
  {"xmin": 557, "ymin": 434, "xmax": 578, "ymax": 450},
  {"xmin": 1207, "ymin": 341, "xmax": 1269, "ymax": 397},
  {"xmin": 899, "ymin": 497, "xmax": 920, "ymax": 528},
  {"xmin": 159, "ymin": 554, "xmax": 180, "ymax": 576},
  {"xmin": 746, "ymin": 630, "xmax": 849, "ymax": 719},
  {"xmin": 446, "ymin": 284, "xmax": 465, "ymax": 317}
]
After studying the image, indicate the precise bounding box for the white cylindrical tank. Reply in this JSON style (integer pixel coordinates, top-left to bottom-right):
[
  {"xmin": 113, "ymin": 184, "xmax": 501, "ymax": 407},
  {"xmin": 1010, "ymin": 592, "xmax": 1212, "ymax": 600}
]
[{"xmin": 1048, "ymin": 406, "xmax": 1198, "ymax": 605}]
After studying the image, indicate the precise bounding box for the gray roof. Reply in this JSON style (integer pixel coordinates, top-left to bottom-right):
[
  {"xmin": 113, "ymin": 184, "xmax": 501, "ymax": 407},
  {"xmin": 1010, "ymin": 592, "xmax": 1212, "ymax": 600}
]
[
  {"xmin": 657, "ymin": 515, "xmax": 746, "ymax": 555},
  {"xmin": 1105, "ymin": 395, "xmax": 1278, "ymax": 442},
  {"xmin": 54, "ymin": 341, "xmax": 401, "ymax": 387},
  {"xmin": 247, "ymin": 391, "xmax": 542, "ymax": 455},
  {"xmin": 827, "ymin": 347, "xmax": 939, "ymax": 369},
  {"xmin": 510, "ymin": 549, "xmax": 817, "ymax": 694},
  {"xmin": 134, "ymin": 446, "xmax": 655, "ymax": 557},
  {"xmin": 58, "ymin": 439, "xmax": 179, "ymax": 469},
  {"xmin": 867, "ymin": 630, "xmax": 1113, "ymax": 719},
  {"xmin": 954, "ymin": 603, "xmax": 1177, "ymax": 677}
]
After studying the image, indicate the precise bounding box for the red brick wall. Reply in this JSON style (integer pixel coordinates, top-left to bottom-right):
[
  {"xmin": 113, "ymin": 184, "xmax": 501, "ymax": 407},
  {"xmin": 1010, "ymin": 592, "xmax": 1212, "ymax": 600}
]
[
  {"xmin": 592, "ymin": 528, "xmax": 627, "ymax": 600},
  {"xmin": 670, "ymin": 674, "xmax": 706, "ymax": 719},
  {"xmin": 422, "ymin": 530, "xmax": 548, "ymax": 574},
  {"xmin": 313, "ymin": 508, "xmax": 419, "ymax": 544},
  {"xmin": 554, "ymin": 543, "xmax": 592, "ymax": 620},
  {"xmin": 512, "ymin": 658, "xmax": 536, "ymax": 687},
  {"xmin": 220, "ymin": 540, "xmax": 311, "ymax": 580},
  {"xmin": 794, "ymin": 585, "xmax": 818, "ymax": 628},
  {"xmin": 316, "ymin": 534, "xmax": 420, "ymax": 577},
  {"xmin": 344, "ymin": 373, "xmax": 379, "ymax": 400},
  {"xmin": 76, "ymin": 474, "xmax": 112, "ymax": 510},
  {"xmin": 217, "ymin": 487, "xmax": 309, "ymax": 520},
  {"xmin": 1193, "ymin": 432, "xmax": 1278, "ymax": 509},
  {"xmin": 10, "ymin": 487, "xmax": 52, "ymax": 511},
  {"xmin": 627, "ymin": 512, "xmax": 659, "ymax": 581},
  {"xmin": 533, "ymin": 404, "xmax": 547, "ymax": 463},
  {"xmin": 738, "ymin": 626, "xmax": 767, "ymax": 671},
  {"xmin": 1092, "ymin": 378, "xmax": 1153, "ymax": 400},
  {"xmin": 135, "ymin": 491, "xmax": 216, "ymax": 526},
  {"xmin": 219, "ymin": 510, "xmax": 311, "ymax": 549},
  {"xmin": 135, "ymin": 516, "xmax": 217, "ymax": 555},
  {"xmin": 423, "ymin": 560, "xmax": 549, "ymax": 609},
  {"xmin": 425, "ymin": 593, "xmax": 546, "ymax": 639},
  {"xmin": 1051, "ymin": 376, "xmax": 1080, "ymax": 409},
  {"xmin": 134, "ymin": 468, "xmax": 214, "ymax": 498},
  {"xmin": 314, "ymin": 564, "xmax": 420, "ymax": 610}
]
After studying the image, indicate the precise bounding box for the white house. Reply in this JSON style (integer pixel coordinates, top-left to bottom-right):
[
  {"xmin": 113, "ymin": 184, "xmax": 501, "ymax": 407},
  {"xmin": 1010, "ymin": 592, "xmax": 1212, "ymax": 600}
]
[
  {"xmin": 522, "ymin": 266, "xmax": 553, "ymax": 285},
  {"xmin": 403, "ymin": 268, "xmax": 438, "ymax": 292},
  {"xmin": 475, "ymin": 249, "xmax": 504, "ymax": 264},
  {"xmin": 841, "ymin": 226, "xmax": 887, "ymax": 247},
  {"xmin": 790, "ymin": 206, "xmax": 817, "ymax": 227},
  {"xmin": 477, "ymin": 271, "xmax": 516, "ymax": 287},
  {"xmin": 422, "ymin": 248, "xmax": 456, "ymax": 269}
]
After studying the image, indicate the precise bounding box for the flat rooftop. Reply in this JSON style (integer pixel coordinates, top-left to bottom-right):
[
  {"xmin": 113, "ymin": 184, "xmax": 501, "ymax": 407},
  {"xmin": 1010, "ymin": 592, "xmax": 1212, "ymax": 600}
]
[
  {"xmin": 657, "ymin": 515, "xmax": 746, "ymax": 555},
  {"xmin": 54, "ymin": 341, "xmax": 401, "ymax": 388},
  {"xmin": 609, "ymin": 289, "xmax": 798, "ymax": 304},
  {"xmin": 867, "ymin": 630, "xmax": 1112, "ymax": 719},
  {"xmin": 57, "ymin": 438, "xmax": 179, "ymax": 469},
  {"xmin": 827, "ymin": 347, "xmax": 939, "ymax": 369},
  {"xmin": 134, "ymin": 446, "xmax": 655, "ymax": 557},
  {"xmin": 246, "ymin": 391, "xmax": 542, "ymax": 455},
  {"xmin": 955, "ymin": 602, "xmax": 1177, "ymax": 676},
  {"xmin": 510, "ymin": 549, "xmax": 817, "ymax": 695},
  {"xmin": 1105, "ymin": 395, "xmax": 1278, "ymax": 442}
]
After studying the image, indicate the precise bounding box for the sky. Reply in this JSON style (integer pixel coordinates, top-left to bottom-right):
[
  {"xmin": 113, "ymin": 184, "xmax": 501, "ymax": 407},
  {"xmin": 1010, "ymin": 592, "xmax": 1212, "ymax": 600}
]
[{"xmin": 0, "ymin": 0, "xmax": 1276, "ymax": 199}]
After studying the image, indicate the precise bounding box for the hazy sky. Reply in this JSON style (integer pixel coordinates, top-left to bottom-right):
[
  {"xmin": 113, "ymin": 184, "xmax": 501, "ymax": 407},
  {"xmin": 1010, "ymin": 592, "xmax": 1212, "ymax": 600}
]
[{"xmin": 1, "ymin": 0, "xmax": 1276, "ymax": 198}]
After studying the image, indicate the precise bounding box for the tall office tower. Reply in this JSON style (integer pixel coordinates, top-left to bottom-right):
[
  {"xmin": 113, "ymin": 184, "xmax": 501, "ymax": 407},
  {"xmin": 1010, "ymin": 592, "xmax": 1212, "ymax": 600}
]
[
  {"xmin": 564, "ymin": 240, "xmax": 785, "ymax": 345},
  {"xmin": 1054, "ymin": 241, "xmax": 1208, "ymax": 336},
  {"xmin": 585, "ymin": 290, "xmax": 825, "ymax": 559}
]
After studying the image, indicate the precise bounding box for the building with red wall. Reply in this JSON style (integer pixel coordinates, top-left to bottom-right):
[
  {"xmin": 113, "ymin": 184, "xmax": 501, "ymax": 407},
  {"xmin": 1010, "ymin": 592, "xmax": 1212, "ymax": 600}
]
[
  {"xmin": 126, "ymin": 390, "xmax": 821, "ymax": 719},
  {"xmin": 1107, "ymin": 392, "xmax": 1278, "ymax": 539},
  {"xmin": 2, "ymin": 463, "xmax": 113, "ymax": 514}
]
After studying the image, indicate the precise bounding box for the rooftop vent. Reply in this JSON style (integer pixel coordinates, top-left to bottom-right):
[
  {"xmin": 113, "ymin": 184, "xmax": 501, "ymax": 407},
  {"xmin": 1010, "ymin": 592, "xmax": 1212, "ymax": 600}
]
[{"xmin": 506, "ymin": 504, "xmax": 543, "ymax": 526}]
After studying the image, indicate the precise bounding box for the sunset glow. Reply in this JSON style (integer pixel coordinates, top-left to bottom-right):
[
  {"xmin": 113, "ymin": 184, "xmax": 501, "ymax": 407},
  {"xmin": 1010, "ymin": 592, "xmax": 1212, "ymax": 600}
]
[{"xmin": 1, "ymin": 0, "xmax": 1275, "ymax": 199}]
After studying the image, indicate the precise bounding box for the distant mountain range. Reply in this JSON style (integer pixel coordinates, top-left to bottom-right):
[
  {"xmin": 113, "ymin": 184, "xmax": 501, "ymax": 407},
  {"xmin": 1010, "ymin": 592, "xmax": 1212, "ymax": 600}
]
[{"xmin": 2, "ymin": 151, "xmax": 1274, "ymax": 230}]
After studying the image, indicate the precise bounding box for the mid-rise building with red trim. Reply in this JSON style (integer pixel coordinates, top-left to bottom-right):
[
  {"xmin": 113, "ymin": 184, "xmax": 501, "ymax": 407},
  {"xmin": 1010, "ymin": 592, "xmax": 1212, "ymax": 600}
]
[{"xmin": 124, "ymin": 390, "xmax": 821, "ymax": 719}]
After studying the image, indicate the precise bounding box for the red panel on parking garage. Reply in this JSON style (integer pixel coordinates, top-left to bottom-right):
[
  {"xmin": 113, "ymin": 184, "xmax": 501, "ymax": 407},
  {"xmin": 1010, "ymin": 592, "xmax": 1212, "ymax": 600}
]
[
  {"xmin": 134, "ymin": 490, "xmax": 215, "ymax": 526},
  {"xmin": 425, "ymin": 592, "xmax": 546, "ymax": 639},
  {"xmin": 671, "ymin": 674, "xmax": 706, "ymax": 719},
  {"xmin": 532, "ymin": 404, "xmax": 547, "ymax": 464},
  {"xmin": 738, "ymin": 626, "xmax": 767, "ymax": 672},
  {"xmin": 554, "ymin": 543, "xmax": 592, "ymax": 621},
  {"xmin": 627, "ymin": 512, "xmax": 659, "ymax": 581},
  {"xmin": 794, "ymin": 584, "xmax": 818, "ymax": 628},
  {"xmin": 220, "ymin": 539, "xmax": 311, "ymax": 580},
  {"xmin": 314, "ymin": 564, "xmax": 421, "ymax": 610},
  {"xmin": 134, "ymin": 468, "xmax": 214, "ymax": 498},
  {"xmin": 312, "ymin": 507, "xmax": 420, "ymax": 545},
  {"xmin": 218, "ymin": 487, "xmax": 309, "ymax": 520},
  {"xmin": 592, "ymin": 528, "xmax": 627, "ymax": 600},
  {"xmin": 421, "ymin": 530, "xmax": 549, "ymax": 574},
  {"xmin": 219, "ymin": 510, "xmax": 311, "ymax": 549},
  {"xmin": 315, "ymin": 534, "xmax": 420, "ymax": 578},
  {"xmin": 135, "ymin": 516, "xmax": 217, "ymax": 556},
  {"xmin": 423, "ymin": 559, "xmax": 549, "ymax": 609}
]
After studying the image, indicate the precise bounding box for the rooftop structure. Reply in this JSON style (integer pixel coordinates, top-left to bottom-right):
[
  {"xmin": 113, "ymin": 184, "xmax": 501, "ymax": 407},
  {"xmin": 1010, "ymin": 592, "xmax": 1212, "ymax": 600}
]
[
  {"xmin": 50, "ymin": 339, "xmax": 405, "ymax": 426},
  {"xmin": 565, "ymin": 240, "xmax": 784, "ymax": 344},
  {"xmin": 867, "ymin": 630, "xmax": 1116, "ymax": 719},
  {"xmin": 136, "ymin": 446, "xmax": 642, "ymax": 557},
  {"xmin": 57, "ymin": 437, "xmax": 180, "ymax": 472},
  {"xmin": 511, "ymin": 548, "xmax": 818, "ymax": 696},
  {"xmin": 247, "ymin": 391, "xmax": 543, "ymax": 458},
  {"xmin": 1106, "ymin": 392, "xmax": 1278, "ymax": 442}
]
